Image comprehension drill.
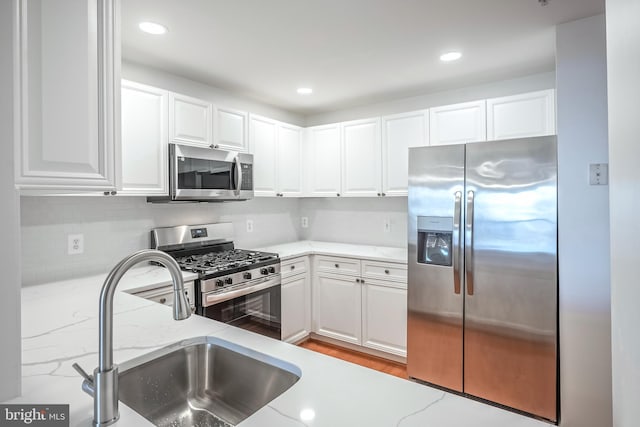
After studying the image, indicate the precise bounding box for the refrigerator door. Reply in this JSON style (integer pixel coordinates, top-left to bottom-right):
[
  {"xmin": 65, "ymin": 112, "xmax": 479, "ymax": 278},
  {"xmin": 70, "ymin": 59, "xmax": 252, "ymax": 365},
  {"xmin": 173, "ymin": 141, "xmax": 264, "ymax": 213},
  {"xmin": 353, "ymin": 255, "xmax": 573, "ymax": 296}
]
[
  {"xmin": 463, "ymin": 136, "xmax": 557, "ymax": 421},
  {"xmin": 407, "ymin": 144, "xmax": 465, "ymax": 392}
]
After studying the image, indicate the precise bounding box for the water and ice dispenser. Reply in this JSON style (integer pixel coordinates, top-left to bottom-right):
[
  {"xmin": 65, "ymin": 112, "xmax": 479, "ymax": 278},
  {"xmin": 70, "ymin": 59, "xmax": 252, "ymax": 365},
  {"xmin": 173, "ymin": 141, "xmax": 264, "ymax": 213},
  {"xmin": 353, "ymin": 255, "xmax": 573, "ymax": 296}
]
[{"xmin": 417, "ymin": 216, "xmax": 453, "ymax": 266}]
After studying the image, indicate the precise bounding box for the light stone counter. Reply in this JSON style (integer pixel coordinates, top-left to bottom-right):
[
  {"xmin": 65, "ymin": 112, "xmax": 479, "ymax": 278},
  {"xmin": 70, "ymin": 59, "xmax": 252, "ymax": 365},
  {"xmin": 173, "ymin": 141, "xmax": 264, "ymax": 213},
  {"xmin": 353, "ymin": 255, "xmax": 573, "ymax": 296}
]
[
  {"xmin": 255, "ymin": 240, "xmax": 408, "ymax": 264},
  {"xmin": 7, "ymin": 265, "xmax": 551, "ymax": 427}
]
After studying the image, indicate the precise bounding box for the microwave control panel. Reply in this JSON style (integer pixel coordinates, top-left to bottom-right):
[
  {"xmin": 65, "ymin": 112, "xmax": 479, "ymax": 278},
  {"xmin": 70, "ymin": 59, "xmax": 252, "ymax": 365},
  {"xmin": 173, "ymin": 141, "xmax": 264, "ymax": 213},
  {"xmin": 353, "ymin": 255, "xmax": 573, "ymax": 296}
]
[{"xmin": 240, "ymin": 164, "xmax": 253, "ymax": 190}]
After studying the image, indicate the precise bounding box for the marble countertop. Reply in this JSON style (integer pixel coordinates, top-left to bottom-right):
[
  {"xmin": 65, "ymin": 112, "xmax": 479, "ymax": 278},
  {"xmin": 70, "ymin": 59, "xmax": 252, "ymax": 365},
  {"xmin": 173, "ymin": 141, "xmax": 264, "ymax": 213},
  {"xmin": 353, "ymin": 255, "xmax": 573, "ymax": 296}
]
[
  {"xmin": 255, "ymin": 240, "xmax": 408, "ymax": 263},
  {"xmin": 8, "ymin": 263, "xmax": 551, "ymax": 427}
]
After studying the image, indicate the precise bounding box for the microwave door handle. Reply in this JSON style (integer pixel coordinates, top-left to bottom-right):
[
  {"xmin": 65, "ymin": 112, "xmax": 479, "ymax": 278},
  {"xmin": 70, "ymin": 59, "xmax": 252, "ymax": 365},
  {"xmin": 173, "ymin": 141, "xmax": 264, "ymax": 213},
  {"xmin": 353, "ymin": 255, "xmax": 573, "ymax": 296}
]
[{"xmin": 234, "ymin": 156, "xmax": 242, "ymax": 196}]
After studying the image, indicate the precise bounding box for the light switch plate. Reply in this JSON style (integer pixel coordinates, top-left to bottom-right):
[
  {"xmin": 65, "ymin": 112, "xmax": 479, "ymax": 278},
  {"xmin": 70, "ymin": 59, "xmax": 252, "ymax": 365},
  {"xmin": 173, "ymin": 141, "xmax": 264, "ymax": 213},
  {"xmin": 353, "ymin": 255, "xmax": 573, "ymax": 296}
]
[
  {"xmin": 246, "ymin": 219, "xmax": 254, "ymax": 233},
  {"xmin": 301, "ymin": 217, "xmax": 309, "ymax": 228},
  {"xmin": 589, "ymin": 163, "xmax": 609, "ymax": 185}
]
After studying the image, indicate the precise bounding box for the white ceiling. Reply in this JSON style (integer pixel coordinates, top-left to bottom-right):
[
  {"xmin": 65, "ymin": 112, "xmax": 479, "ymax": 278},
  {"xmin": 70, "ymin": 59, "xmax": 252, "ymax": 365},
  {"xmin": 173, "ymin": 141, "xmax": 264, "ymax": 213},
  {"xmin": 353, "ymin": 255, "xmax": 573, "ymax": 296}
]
[{"xmin": 121, "ymin": 0, "xmax": 604, "ymax": 115}]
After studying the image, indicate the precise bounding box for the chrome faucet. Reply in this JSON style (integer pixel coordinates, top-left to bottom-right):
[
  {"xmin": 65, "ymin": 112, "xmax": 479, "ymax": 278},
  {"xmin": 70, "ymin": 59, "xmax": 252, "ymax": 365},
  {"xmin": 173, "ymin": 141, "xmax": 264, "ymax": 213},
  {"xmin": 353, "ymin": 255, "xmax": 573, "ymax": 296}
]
[{"xmin": 73, "ymin": 249, "xmax": 191, "ymax": 426}]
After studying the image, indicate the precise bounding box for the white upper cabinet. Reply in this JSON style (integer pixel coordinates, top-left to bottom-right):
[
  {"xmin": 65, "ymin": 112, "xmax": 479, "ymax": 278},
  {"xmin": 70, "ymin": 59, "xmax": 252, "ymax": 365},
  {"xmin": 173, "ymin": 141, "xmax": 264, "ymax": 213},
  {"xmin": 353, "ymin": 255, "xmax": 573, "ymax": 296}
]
[
  {"xmin": 249, "ymin": 115, "xmax": 278, "ymax": 196},
  {"xmin": 214, "ymin": 106, "xmax": 248, "ymax": 152},
  {"xmin": 276, "ymin": 123, "xmax": 303, "ymax": 197},
  {"xmin": 430, "ymin": 100, "xmax": 487, "ymax": 146},
  {"xmin": 341, "ymin": 118, "xmax": 382, "ymax": 197},
  {"xmin": 486, "ymin": 89, "xmax": 556, "ymax": 141},
  {"xmin": 120, "ymin": 80, "xmax": 168, "ymax": 196},
  {"xmin": 14, "ymin": 0, "xmax": 120, "ymax": 192},
  {"xmin": 306, "ymin": 124, "xmax": 342, "ymax": 197},
  {"xmin": 169, "ymin": 93, "xmax": 212, "ymax": 147},
  {"xmin": 250, "ymin": 115, "xmax": 303, "ymax": 197},
  {"xmin": 382, "ymin": 110, "xmax": 429, "ymax": 196}
]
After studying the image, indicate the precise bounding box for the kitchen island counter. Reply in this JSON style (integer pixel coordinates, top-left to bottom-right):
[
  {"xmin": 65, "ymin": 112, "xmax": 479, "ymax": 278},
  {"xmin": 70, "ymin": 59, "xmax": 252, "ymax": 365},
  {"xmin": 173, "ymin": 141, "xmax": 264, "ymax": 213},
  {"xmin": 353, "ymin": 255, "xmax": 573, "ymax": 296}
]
[{"xmin": 8, "ymin": 266, "xmax": 551, "ymax": 427}]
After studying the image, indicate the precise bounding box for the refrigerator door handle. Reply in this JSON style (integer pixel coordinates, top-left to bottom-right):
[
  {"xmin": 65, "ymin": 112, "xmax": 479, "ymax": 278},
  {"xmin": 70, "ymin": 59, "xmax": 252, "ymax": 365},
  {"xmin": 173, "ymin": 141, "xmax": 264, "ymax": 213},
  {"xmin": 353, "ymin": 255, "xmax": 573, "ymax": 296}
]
[
  {"xmin": 465, "ymin": 190, "xmax": 475, "ymax": 296},
  {"xmin": 453, "ymin": 191, "xmax": 463, "ymax": 294}
]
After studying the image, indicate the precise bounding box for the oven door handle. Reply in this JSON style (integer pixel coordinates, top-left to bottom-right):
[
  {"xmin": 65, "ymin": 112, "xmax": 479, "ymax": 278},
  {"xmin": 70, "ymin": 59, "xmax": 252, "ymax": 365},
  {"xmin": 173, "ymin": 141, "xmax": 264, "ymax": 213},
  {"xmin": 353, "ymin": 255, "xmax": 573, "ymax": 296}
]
[{"xmin": 202, "ymin": 277, "xmax": 279, "ymax": 306}]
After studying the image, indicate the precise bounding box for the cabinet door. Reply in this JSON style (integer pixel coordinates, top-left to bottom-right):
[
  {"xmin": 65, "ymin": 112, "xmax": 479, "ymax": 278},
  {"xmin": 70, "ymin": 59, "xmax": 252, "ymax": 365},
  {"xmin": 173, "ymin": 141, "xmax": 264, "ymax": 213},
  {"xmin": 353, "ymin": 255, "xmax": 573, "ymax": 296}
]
[
  {"xmin": 277, "ymin": 123, "xmax": 303, "ymax": 196},
  {"xmin": 15, "ymin": 0, "xmax": 119, "ymax": 191},
  {"xmin": 487, "ymin": 89, "xmax": 556, "ymax": 141},
  {"xmin": 249, "ymin": 115, "xmax": 278, "ymax": 196},
  {"xmin": 215, "ymin": 106, "xmax": 248, "ymax": 152},
  {"xmin": 341, "ymin": 118, "xmax": 382, "ymax": 197},
  {"xmin": 120, "ymin": 80, "xmax": 168, "ymax": 195},
  {"xmin": 169, "ymin": 93, "xmax": 212, "ymax": 147},
  {"xmin": 362, "ymin": 279, "xmax": 407, "ymax": 356},
  {"xmin": 382, "ymin": 110, "xmax": 429, "ymax": 196},
  {"xmin": 314, "ymin": 273, "xmax": 362, "ymax": 345},
  {"xmin": 430, "ymin": 100, "xmax": 486, "ymax": 146},
  {"xmin": 282, "ymin": 270, "xmax": 311, "ymax": 343},
  {"xmin": 306, "ymin": 124, "xmax": 342, "ymax": 197}
]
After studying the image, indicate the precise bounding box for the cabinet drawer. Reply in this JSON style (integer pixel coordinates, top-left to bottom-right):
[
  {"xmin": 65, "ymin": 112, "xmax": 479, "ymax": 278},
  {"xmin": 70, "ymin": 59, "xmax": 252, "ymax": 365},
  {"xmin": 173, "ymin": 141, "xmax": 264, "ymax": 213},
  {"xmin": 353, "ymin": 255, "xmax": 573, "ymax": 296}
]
[
  {"xmin": 281, "ymin": 256, "xmax": 309, "ymax": 280},
  {"xmin": 361, "ymin": 260, "xmax": 407, "ymax": 283},
  {"xmin": 316, "ymin": 256, "xmax": 361, "ymax": 276}
]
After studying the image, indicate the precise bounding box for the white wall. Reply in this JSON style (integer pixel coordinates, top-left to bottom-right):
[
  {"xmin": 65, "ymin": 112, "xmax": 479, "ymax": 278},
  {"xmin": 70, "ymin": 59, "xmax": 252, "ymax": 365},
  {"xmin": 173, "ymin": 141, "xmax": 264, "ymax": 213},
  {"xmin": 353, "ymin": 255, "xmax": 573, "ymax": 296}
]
[
  {"xmin": 0, "ymin": 0, "xmax": 22, "ymax": 401},
  {"xmin": 606, "ymin": 1, "xmax": 640, "ymax": 425},
  {"xmin": 21, "ymin": 197, "xmax": 300, "ymax": 286},
  {"xmin": 305, "ymin": 72, "xmax": 555, "ymax": 126},
  {"xmin": 123, "ymin": 61, "xmax": 305, "ymax": 127},
  {"xmin": 556, "ymin": 14, "xmax": 612, "ymax": 427},
  {"xmin": 300, "ymin": 197, "xmax": 407, "ymax": 248}
]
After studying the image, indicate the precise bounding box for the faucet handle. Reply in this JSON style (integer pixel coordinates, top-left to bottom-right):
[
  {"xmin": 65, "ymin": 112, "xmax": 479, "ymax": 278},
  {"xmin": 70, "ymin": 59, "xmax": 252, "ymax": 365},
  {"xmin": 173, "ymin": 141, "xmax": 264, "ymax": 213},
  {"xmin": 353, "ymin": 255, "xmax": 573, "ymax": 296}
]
[
  {"xmin": 72, "ymin": 362, "xmax": 93, "ymax": 382},
  {"xmin": 72, "ymin": 363, "xmax": 96, "ymax": 397}
]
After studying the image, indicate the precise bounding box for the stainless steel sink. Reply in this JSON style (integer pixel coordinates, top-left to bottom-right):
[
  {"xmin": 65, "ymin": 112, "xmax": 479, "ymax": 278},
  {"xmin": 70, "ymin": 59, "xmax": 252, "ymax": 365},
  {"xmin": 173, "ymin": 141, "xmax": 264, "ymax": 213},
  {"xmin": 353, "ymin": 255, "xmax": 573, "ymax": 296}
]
[{"xmin": 118, "ymin": 337, "xmax": 301, "ymax": 427}]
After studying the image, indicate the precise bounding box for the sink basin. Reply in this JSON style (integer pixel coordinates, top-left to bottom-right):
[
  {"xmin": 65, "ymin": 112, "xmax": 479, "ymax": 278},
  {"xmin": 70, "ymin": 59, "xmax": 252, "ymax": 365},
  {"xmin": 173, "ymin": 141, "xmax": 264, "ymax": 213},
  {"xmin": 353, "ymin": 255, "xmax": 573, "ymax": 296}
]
[{"xmin": 118, "ymin": 337, "xmax": 301, "ymax": 427}]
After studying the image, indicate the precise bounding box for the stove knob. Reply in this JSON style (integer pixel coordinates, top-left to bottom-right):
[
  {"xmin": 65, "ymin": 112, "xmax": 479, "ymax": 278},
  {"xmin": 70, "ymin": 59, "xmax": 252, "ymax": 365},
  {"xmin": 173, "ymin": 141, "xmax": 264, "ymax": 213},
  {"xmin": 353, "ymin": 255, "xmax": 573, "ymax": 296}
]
[
  {"xmin": 225, "ymin": 277, "xmax": 233, "ymax": 285},
  {"xmin": 260, "ymin": 268, "xmax": 269, "ymax": 275},
  {"xmin": 243, "ymin": 272, "xmax": 252, "ymax": 280},
  {"xmin": 268, "ymin": 266, "xmax": 276, "ymax": 274},
  {"xmin": 215, "ymin": 279, "xmax": 224, "ymax": 287}
]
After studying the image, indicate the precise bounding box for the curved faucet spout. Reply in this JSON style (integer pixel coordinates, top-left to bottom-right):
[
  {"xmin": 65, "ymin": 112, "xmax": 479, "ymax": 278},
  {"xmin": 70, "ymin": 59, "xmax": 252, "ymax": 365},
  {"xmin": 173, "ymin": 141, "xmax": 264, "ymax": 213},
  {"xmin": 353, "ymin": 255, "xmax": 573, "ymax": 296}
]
[{"xmin": 91, "ymin": 249, "xmax": 191, "ymax": 426}]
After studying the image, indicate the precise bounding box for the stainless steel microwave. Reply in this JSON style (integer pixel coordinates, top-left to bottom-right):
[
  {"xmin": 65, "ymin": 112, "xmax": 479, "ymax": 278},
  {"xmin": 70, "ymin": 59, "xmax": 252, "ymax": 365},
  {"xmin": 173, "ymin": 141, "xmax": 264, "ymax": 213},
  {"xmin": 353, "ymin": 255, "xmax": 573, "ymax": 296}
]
[{"xmin": 148, "ymin": 143, "xmax": 254, "ymax": 203}]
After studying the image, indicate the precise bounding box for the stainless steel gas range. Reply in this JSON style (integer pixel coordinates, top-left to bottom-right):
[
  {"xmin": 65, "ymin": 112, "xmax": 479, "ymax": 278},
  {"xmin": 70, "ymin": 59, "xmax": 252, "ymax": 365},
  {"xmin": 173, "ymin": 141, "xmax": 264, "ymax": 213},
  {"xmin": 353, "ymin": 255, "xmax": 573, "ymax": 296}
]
[{"xmin": 150, "ymin": 222, "xmax": 282, "ymax": 340}]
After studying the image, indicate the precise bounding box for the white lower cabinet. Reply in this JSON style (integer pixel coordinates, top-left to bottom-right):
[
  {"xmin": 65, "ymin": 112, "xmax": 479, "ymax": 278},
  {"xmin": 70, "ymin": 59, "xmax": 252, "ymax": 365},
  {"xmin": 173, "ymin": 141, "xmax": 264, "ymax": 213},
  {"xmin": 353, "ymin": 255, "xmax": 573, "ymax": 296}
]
[
  {"xmin": 312, "ymin": 256, "xmax": 407, "ymax": 357},
  {"xmin": 362, "ymin": 279, "xmax": 407, "ymax": 356},
  {"xmin": 315, "ymin": 272, "xmax": 363, "ymax": 345},
  {"xmin": 281, "ymin": 257, "xmax": 311, "ymax": 343}
]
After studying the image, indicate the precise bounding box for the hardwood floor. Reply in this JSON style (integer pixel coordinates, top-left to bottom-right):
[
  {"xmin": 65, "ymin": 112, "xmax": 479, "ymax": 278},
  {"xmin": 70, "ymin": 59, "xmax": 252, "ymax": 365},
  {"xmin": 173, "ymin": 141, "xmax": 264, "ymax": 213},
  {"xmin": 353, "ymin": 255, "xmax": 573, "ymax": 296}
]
[{"xmin": 298, "ymin": 339, "xmax": 408, "ymax": 379}]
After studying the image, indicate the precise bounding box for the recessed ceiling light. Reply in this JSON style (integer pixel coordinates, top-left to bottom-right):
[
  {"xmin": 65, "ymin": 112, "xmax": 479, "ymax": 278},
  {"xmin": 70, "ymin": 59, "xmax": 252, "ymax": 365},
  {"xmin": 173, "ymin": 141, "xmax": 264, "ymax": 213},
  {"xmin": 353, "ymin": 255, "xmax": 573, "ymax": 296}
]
[
  {"xmin": 138, "ymin": 21, "xmax": 168, "ymax": 35},
  {"xmin": 297, "ymin": 87, "xmax": 313, "ymax": 95},
  {"xmin": 299, "ymin": 409, "xmax": 316, "ymax": 421},
  {"xmin": 440, "ymin": 51, "xmax": 462, "ymax": 62}
]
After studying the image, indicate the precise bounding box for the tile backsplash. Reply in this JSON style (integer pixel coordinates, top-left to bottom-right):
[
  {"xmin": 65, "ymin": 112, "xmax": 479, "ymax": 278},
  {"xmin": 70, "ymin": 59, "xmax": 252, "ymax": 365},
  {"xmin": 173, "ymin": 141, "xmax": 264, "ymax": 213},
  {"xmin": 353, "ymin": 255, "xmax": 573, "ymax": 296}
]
[
  {"xmin": 21, "ymin": 195, "xmax": 409, "ymax": 286},
  {"xmin": 20, "ymin": 196, "xmax": 301, "ymax": 286}
]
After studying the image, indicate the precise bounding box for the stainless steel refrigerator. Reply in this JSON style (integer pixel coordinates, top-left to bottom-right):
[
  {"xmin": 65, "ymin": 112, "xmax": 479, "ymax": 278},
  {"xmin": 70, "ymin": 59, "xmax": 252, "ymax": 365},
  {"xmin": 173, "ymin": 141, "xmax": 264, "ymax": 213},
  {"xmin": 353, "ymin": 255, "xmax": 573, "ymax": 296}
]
[{"xmin": 407, "ymin": 136, "xmax": 558, "ymax": 422}]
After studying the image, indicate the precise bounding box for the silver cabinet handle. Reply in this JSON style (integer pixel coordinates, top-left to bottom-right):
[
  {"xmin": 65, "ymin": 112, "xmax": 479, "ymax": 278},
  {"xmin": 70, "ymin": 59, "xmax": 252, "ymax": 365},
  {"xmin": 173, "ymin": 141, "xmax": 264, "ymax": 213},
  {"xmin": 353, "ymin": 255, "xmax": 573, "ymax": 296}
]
[
  {"xmin": 234, "ymin": 156, "xmax": 242, "ymax": 196},
  {"xmin": 465, "ymin": 190, "xmax": 475, "ymax": 296},
  {"xmin": 159, "ymin": 297, "xmax": 167, "ymax": 304},
  {"xmin": 356, "ymin": 278, "xmax": 360, "ymax": 283},
  {"xmin": 453, "ymin": 191, "xmax": 462, "ymax": 295}
]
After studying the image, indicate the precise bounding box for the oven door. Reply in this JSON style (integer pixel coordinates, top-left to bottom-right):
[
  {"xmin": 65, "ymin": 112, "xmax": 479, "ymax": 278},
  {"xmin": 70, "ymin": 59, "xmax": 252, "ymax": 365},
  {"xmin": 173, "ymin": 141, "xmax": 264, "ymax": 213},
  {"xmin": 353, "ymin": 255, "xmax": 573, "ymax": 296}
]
[
  {"xmin": 170, "ymin": 143, "xmax": 254, "ymax": 201},
  {"xmin": 198, "ymin": 276, "xmax": 281, "ymax": 340}
]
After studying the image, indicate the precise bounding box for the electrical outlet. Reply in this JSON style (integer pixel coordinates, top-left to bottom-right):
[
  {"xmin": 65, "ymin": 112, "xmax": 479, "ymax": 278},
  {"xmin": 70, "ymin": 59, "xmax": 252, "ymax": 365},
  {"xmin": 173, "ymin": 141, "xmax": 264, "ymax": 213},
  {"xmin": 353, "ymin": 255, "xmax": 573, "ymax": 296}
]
[
  {"xmin": 384, "ymin": 218, "xmax": 391, "ymax": 233},
  {"xmin": 589, "ymin": 163, "xmax": 609, "ymax": 185},
  {"xmin": 301, "ymin": 217, "xmax": 309, "ymax": 228},
  {"xmin": 68, "ymin": 234, "xmax": 84, "ymax": 255},
  {"xmin": 246, "ymin": 219, "xmax": 254, "ymax": 233}
]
